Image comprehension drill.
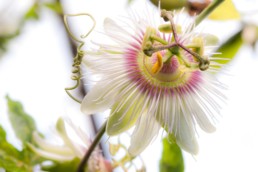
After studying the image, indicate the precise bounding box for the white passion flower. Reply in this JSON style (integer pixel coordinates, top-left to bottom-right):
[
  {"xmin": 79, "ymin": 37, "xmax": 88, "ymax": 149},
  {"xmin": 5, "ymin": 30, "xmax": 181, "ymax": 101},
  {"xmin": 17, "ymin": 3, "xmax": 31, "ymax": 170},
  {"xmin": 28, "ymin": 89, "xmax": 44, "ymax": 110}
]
[
  {"xmin": 28, "ymin": 118, "xmax": 112, "ymax": 172},
  {"xmin": 81, "ymin": 6, "xmax": 225, "ymax": 156}
]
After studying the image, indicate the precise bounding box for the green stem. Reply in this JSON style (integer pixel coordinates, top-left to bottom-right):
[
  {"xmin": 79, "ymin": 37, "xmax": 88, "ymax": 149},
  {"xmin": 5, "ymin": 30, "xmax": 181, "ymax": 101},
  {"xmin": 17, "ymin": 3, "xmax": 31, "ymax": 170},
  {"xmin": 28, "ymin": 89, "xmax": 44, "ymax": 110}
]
[
  {"xmin": 195, "ymin": 0, "xmax": 225, "ymax": 26},
  {"xmin": 77, "ymin": 121, "xmax": 107, "ymax": 172}
]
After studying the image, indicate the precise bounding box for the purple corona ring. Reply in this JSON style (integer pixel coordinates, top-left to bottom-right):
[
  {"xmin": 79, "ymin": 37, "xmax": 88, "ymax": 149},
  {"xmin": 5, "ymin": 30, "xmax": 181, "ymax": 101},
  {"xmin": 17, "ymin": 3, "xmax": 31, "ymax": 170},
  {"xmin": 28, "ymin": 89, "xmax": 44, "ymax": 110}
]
[{"xmin": 81, "ymin": 6, "xmax": 225, "ymax": 156}]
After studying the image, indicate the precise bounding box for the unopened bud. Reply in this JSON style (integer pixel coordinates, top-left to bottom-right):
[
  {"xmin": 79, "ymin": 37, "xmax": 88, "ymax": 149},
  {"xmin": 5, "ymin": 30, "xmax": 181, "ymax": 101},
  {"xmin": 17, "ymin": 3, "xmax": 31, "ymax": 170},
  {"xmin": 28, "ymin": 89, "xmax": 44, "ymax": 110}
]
[{"xmin": 150, "ymin": 0, "xmax": 187, "ymax": 10}]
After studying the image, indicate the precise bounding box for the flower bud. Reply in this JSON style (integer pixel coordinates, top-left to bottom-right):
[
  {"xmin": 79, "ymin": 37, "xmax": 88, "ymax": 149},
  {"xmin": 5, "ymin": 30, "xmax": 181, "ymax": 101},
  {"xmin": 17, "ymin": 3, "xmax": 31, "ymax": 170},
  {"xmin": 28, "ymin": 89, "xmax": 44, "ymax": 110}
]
[{"xmin": 150, "ymin": 0, "xmax": 187, "ymax": 10}]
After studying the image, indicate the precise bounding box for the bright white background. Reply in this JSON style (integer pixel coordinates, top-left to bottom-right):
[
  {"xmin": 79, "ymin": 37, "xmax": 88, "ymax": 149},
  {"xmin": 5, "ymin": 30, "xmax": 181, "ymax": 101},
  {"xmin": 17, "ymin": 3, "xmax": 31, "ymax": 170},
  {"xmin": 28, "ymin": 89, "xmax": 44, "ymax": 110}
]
[{"xmin": 0, "ymin": 0, "xmax": 258, "ymax": 172}]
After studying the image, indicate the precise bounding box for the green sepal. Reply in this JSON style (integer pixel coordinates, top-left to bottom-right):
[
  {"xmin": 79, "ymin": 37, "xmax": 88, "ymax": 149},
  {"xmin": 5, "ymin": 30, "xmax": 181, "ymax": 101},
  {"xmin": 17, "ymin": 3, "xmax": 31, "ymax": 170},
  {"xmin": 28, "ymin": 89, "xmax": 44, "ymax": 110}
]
[{"xmin": 41, "ymin": 158, "xmax": 80, "ymax": 172}]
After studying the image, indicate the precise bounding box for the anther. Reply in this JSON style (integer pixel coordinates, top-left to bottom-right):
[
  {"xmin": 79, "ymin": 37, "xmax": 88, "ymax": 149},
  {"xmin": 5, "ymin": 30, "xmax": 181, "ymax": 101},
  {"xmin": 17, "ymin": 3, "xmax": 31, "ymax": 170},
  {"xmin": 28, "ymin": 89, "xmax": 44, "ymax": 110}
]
[
  {"xmin": 160, "ymin": 10, "xmax": 171, "ymax": 22},
  {"xmin": 152, "ymin": 52, "xmax": 163, "ymax": 74},
  {"xmin": 199, "ymin": 56, "xmax": 210, "ymax": 71}
]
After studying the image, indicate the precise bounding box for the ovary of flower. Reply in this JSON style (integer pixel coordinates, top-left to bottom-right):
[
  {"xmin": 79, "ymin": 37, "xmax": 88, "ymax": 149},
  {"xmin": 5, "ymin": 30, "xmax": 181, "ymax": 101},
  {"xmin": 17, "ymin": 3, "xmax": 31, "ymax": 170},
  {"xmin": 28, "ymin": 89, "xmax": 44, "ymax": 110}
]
[
  {"xmin": 28, "ymin": 118, "xmax": 111, "ymax": 172},
  {"xmin": 81, "ymin": 6, "xmax": 225, "ymax": 156}
]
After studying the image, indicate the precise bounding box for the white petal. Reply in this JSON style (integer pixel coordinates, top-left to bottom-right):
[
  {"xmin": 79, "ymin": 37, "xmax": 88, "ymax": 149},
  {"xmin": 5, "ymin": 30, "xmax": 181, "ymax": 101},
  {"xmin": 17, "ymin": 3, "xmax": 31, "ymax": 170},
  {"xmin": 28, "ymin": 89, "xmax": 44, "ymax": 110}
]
[
  {"xmin": 81, "ymin": 81, "xmax": 117, "ymax": 115},
  {"xmin": 185, "ymin": 93, "xmax": 216, "ymax": 133},
  {"xmin": 27, "ymin": 143, "xmax": 75, "ymax": 162},
  {"xmin": 33, "ymin": 132, "xmax": 73, "ymax": 155},
  {"xmin": 174, "ymin": 114, "xmax": 199, "ymax": 155},
  {"xmin": 65, "ymin": 118, "xmax": 92, "ymax": 146},
  {"xmin": 56, "ymin": 118, "xmax": 84, "ymax": 158},
  {"xmin": 104, "ymin": 18, "xmax": 132, "ymax": 44},
  {"xmin": 128, "ymin": 114, "xmax": 160, "ymax": 156}
]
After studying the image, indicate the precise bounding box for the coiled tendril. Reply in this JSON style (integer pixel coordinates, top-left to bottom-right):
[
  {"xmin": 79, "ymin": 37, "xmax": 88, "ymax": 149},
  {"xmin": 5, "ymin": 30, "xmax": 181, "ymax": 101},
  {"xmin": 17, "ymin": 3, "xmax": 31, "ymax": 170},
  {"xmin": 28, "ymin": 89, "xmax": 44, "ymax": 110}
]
[{"xmin": 64, "ymin": 13, "xmax": 96, "ymax": 103}]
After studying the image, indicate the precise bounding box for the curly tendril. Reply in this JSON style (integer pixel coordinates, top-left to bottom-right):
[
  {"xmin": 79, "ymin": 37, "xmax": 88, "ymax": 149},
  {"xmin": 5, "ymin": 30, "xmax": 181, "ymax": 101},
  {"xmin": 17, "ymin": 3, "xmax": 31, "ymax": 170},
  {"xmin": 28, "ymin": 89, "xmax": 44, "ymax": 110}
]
[{"xmin": 64, "ymin": 13, "xmax": 96, "ymax": 103}]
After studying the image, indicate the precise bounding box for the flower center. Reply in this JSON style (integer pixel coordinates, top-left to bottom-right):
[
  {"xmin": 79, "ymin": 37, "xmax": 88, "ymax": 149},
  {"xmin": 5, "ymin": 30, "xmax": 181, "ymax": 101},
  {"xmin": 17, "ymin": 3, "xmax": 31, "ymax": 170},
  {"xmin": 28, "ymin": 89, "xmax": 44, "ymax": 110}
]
[
  {"xmin": 138, "ymin": 50, "xmax": 195, "ymax": 89},
  {"xmin": 125, "ymin": 24, "xmax": 204, "ymax": 97}
]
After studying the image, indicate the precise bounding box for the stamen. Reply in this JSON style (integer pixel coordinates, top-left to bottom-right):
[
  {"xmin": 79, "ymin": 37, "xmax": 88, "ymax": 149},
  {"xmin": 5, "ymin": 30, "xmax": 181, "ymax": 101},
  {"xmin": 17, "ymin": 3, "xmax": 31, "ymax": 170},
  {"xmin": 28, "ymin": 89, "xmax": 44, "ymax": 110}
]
[{"xmin": 152, "ymin": 52, "xmax": 163, "ymax": 74}]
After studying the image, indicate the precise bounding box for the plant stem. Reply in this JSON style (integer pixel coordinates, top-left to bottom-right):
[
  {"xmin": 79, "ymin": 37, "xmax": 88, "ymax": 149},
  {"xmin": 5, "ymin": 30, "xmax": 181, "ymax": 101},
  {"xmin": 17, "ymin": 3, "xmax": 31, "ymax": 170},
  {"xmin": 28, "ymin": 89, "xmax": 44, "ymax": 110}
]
[
  {"xmin": 195, "ymin": 0, "xmax": 225, "ymax": 26},
  {"xmin": 77, "ymin": 121, "xmax": 107, "ymax": 172}
]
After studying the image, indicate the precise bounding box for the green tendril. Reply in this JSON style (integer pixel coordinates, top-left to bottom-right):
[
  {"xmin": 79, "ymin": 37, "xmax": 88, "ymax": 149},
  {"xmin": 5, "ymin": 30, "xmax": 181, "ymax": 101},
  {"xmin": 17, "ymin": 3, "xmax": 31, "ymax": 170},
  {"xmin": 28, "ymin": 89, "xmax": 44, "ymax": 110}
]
[{"xmin": 64, "ymin": 13, "xmax": 96, "ymax": 103}]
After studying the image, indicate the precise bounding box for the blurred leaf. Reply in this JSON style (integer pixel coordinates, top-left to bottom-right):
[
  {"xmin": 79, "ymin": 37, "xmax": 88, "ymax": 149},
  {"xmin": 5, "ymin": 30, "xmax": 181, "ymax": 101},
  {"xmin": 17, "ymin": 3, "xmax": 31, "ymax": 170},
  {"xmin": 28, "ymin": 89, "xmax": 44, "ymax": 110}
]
[
  {"xmin": 0, "ymin": 126, "xmax": 33, "ymax": 172},
  {"xmin": 209, "ymin": 0, "xmax": 240, "ymax": 20},
  {"xmin": 0, "ymin": 126, "xmax": 21, "ymax": 159},
  {"xmin": 41, "ymin": 158, "xmax": 80, "ymax": 172},
  {"xmin": 160, "ymin": 138, "xmax": 184, "ymax": 172},
  {"xmin": 24, "ymin": 3, "xmax": 39, "ymax": 20},
  {"xmin": 150, "ymin": 0, "xmax": 187, "ymax": 10},
  {"xmin": 0, "ymin": 32, "xmax": 19, "ymax": 52},
  {"xmin": 213, "ymin": 30, "xmax": 243, "ymax": 67},
  {"xmin": 6, "ymin": 95, "xmax": 37, "ymax": 145},
  {"xmin": 44, "ymin": 2, "xmax": 63, "ymax": 14}
]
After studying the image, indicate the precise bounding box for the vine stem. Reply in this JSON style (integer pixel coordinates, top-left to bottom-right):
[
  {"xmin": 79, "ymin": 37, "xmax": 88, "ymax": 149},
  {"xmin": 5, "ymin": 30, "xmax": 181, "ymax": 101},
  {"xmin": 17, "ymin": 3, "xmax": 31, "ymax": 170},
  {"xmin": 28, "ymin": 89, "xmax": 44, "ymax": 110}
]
[
  {"xmin": 195, "ymin": 0, "xmax": 225, "ymax": 26},
  {"xmin": 77, "ymin": 121, "xmax": 107, "ymax": 172}
]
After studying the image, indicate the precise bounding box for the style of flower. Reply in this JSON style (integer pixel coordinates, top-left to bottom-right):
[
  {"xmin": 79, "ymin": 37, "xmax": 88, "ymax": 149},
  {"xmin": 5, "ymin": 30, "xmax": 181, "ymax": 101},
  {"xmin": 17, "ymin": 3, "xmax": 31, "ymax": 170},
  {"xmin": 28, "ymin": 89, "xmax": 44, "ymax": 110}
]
[
  {"xmin": 28, "ymin": 118, "xmax": 112, "ymax": 172},
  {"xmin": 81, "ymin": 5, "xmax": 225, "ymax": 156}
]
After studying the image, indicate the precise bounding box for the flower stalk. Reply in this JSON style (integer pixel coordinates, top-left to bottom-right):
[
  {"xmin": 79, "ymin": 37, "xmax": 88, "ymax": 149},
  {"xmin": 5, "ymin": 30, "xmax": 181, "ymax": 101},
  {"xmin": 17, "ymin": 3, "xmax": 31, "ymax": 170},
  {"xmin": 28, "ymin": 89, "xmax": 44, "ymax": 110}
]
[
  {"xmin": 195, "ymin": 0, "xmax": 225, "ymax": 26},
  {"xmin": 77, "ymin": 121, "xmax": 107, "ymax": 172}
]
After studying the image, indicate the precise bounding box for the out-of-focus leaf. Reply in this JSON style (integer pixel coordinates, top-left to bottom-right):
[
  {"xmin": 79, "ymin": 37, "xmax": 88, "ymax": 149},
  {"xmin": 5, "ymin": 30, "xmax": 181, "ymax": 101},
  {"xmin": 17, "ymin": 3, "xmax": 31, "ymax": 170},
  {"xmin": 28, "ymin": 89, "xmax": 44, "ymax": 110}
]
[
  {"xmin": 44, "ymin": 2, "xmax": 63, "ymax": 14},
  {"xmin": 41, "ymin": 158, "xmax": 80, "ymax": 172},
  {"xmin": 24, "ymin": 3, "xmax": 39, "ymax": 20},
  {"xmin": 213, "ymin": 30, "xmax": 243, "ymax": 67},
  {"xmin": 6, "ymin": 95, "xmax": 37, "ymax": 145},
  {"xmin": 160, "ymin": 138, "xmax": 184, "ymax": 172},
  {"xmin": 150, "ymin": 0, "xmax": 187, "ymax": 10},
  {"xmin": 0, "ymin": 31, "xmax": 19, "ymax": 52},
  {"xmin": 209, "ymin": 0, "xmax": 240, "ymax": 20},
  {"xmin": 0, "ymin": 126, "xmax": 33, "ymax": 172}
]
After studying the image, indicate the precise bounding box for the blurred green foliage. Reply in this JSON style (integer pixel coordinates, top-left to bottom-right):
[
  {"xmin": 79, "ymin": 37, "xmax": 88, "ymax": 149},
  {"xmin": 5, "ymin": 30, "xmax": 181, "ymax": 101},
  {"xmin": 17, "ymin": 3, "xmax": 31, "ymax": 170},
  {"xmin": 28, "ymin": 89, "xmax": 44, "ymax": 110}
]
[
  {"xmin": 214, "ymin": 30, "xmax": 243, "ymax": 68},
  {"xmin": 6, "ymin": 95, "xmax": 37, "ymax": 145},
  {"xmin": 0, "ymin": 96, "xmax": 80, "ymax": 172},
  {"xmin": 0, "ymin": 126, "xmax": 34, "ymax": 172}
]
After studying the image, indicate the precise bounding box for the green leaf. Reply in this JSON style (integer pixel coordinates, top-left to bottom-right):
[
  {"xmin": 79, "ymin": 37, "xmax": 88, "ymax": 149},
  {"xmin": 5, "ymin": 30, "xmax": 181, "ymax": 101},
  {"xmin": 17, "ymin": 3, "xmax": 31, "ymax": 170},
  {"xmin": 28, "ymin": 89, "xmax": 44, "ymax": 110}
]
[
  {"xmin": 41, "ymin": 158, "xmax": 80, "ymax": 172},
  {"xmin": 44, "ymin": 2, "xmax": 63, "ymax": 14},
  {"xmin": 213, "ymin": 30, "xmax": 243, "ymax": 68},
  {"xmin": 6, "ymin": 95, "xmax": 37, "ymax": 145},
  {"xmin": 0, "ymin": 126, "xmax": 33, "ymax": 172},
  {"xmin": 160, "ymin": 138, "xmax": 184, "ymax": 172}
]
